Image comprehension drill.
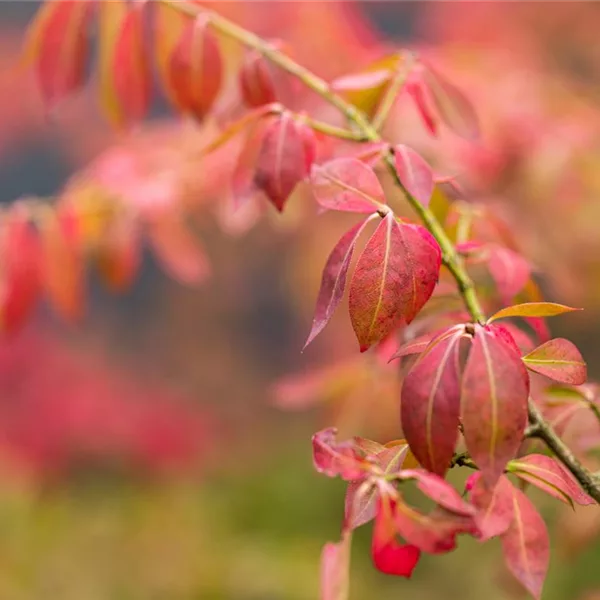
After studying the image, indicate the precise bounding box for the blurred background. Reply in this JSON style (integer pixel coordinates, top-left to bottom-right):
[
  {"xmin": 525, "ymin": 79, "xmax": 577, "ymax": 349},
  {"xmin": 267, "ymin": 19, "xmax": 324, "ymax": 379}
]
[{"xmin": 0, "ymin": 1, "xmax": 599, "ymax": 598}]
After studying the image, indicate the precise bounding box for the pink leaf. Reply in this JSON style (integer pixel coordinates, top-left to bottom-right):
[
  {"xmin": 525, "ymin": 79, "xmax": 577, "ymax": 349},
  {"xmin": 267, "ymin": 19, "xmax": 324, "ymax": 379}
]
[
  {"xmin": 320, "ymin": 532, "xmax": 352, "ymax": 600},
  {"xmin": 349, "ymin": 214, "xmax": 441, "ymax": 351},
  {"xmin": 372, "ymin": 495, "xmax": 421, "ymax": 577},
  {"xmin": 393, "ymin": 145, "xmax": 435, "ymax": 208},
  {"xmin": 311, "ymin": 158, "xmax": 386, "ymax": 214},
  {"xmin": 400, "ymin": 330, "xmax": 463, "ymax": 475},
  {"xmin": 304, "ymin": 215, "xmax": 376, "ymax": 349},
  {"xmin": 399, "ymin": 469, "xmax": 476, "ymax": 516},
  {"xmin": 312, "ymin": 428, "xmax": 368, "ymax": 482},
  {"xmin": 522, "ymin": 338, "xmax": 587, "ymax": 385},
  {"xmin": 489, "ymin": 302, "xmax": 581, "ymax": 322},
  {"xmin": 466, "ymin": 472, "xmax": 515, "ymax": 541},
  {"xmin": 501, "ymin": 483, "xmax": 550, "ymax": 600},
  {"xmin": 254, "ymin": 113, "xmax": 314, "ymax": 211},
  {"xmin": 406, "ymin": 76, "xmax": 438, "ymax": 136},
  {"xmin": 487, "ymin": 245, "xmax": 531, "ymax": 302},
  {"xmin": 461, "ymin": 324, "xmax": 529, "ymax": 485},
  {"xmin": 508, "ymin": 454, "xmax": 594, "ymax": 507}
]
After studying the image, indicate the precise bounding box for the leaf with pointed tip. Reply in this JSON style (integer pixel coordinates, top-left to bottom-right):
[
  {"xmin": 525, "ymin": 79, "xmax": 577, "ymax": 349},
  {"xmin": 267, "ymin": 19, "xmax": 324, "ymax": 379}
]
[
  {"xmin": 466, "ymin": 473, "xmax": 515, "ymax": 541},
  {"xmin": 147, "ymin": 217, "xmax": 210, "ymax": 286},
  {"xmin": 501, "ymin": 483, "xmax": 550, "ymax": 600},
  {"xmin": 311, "ymin": 158, "xmax": 386, "ymax": 214},
  {"xmin": 167, "ymin": 15, "xmax": 222, "ymax": 121},
  {"xmin": 312, "ymin": 428, "xmax": 368, "ymax": 482},
  {"xmin": 372, "ymin": 495, "xmax": 421, "ymax": 577},
  {"xmin": 401, "ymin": 331, "xmax": 463, "ymax": 475},
  {"xmin": 508, "ymin": 454, "xmax": 594, "ymax": 507},
  {"xmin": 305, "ymin": 216, "xmax": 376, "ymax": 349},
  {"xmin": 421, "ymin": 63, "xmax": 480, "ymax": 141},
  {"xmin": 489, "ymin": 302, "xmax": 581, "ymax": 322},
  {"xmin": 394, "ymin": 145, "xmax": 435, "ymax": 208},
  {"xmin": 461, "ymin": 324, "xmax": 529, "ymax": 485},
  {"xmin": 23, "ymin": 0, "xmax": 92, "ymax": 108},
  {"xmin": 522, "ymin": 338, "xmax": 587, "ymax": 385},
  {"xmin": 488, "ymin": 245, "xmax": 532, "ymax": 301},
  {"xmin": 0, "ymin": 206, "xmax": 41, "ymax": 333},
  {"xmin": 98, "ymin": 0, "xmax": 150, "ymax": 127},
  {"xmin": 389, "ymin": 325, "xmax": 462, "ymax": 363},
  {"xmin": 399, "ymin": 469, "xmax": 476, "ymax": 516},
  {"xmin": 254, "ymin": 113, "xmax": 313, "ymax": 211},
  {"xmin": 239, "ymin": 49, "xmax": 279, "ymax": 107},
  {"xmin": 406, "ymin": 75, "xmax": 438, "ymax": 136},
  {"xmin": 349, "ymin": 214, "xmax": 441, "ymax": 351},
  {"xmin": 320, "ymin": 532, "xmax": 352, "ymax": 600}
]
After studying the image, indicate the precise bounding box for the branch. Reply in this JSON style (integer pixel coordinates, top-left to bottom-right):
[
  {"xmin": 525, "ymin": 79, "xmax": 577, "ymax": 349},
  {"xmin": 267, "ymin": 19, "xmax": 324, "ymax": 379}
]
[{"xmin": 161, "ymin": 0, "xmax": 600, "ymax": 504}]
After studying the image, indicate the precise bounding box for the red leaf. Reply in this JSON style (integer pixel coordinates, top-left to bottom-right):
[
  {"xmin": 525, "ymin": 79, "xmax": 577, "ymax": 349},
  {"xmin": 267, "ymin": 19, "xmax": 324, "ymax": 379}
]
[
  {"xmin": 312, "ymin": 428, "xmax": 368, "ymax": 482},
  {"xmin": 24, "ymin": 0, "xmax": 93, "ymax": 108},
  {"xmin": 522, "ymin": 339, "xmax": 587, "ymax": 386},
  {"xmin": 406, "ymin": 75, "xmax": 438, "ymax": 136},
  {"xmin": 400, "ymin": 329, "xmax": 463, "ymax": 475},
  {"xmin": 489, "ymin": 302, "xmax": 581, "ymax": 322},
  {"xmin": 389, "ymin": 326, "xmax": 459, "ymax": 362},
  {"xmin": 399, "ymin": 469, "xmax": 476, "ymax": 516},
  {"xmin": 40, "ymin": 208, "xmax": 85, "ymax": 322},
  {"xmin": 501, "ymin": 483, "xmax": 550, "ymax": 600},
  {"xmin": 320, "ymin": 532, "xmax": 352, "ymax": 600},
  {"xmin": 254, "ymin": 113, "xmax": 314, "ymax": 211},
  {"xmin": 461, "ymin": 324, "xmax": 529, "ymax": 485},
  {"xmin": 394, "ymin": 498, "xmax": 478, "ymax": 554},
  {"xmin": 508, "ymin": 454, "xmax": 594, "ymax": 507},
  {"xmin": 239, "ymin": 49, "xmax": 278, "ymax": 107},
  {"xmin": 99, "ymin": 0, "xmax": 151, "ymax": 127},
  {"xmin": 0, "ymin": 206, "xmax": 41, "ymax": 333},
  {"xmin": 349, "ymin": 213, "xmax": 441, "ymax": 351},
  {"xmin": 466, "ymin": 472, "xmax": 515, "ymax": 541},
  {"xmin": 147, "ymin": 217, "xmax": 210, "ymax": 286},
  {"xmin": 167, "ymin": 15, "xmax": 222, "ymax": 121},
  {"xmin": 393, "ymin": 145, "xmax": 435, "ymax": 208},
  {"xmin": 304, "ymin": 216, "xmax": 376, "ymax": 349},
  {"xmin": 488, "ymin": 245, "xmax": 532, "ymax": 301},
  {"xmin": 421, "ymin": 63, "xmax": 480, "ymax": 141},
  {"xmin": 372, "ymin": 495, "xmax": 421, "ymax": 577},
  {"xmin": 311, "ymin": 158, "xmax": 387, "ymax": 214}
]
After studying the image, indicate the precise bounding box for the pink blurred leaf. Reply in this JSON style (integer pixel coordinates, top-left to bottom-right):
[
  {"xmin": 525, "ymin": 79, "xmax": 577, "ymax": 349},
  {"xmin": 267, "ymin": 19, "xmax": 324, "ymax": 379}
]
[
  {"xmin": 522, "ymin": 339, "xmax": 587, "ymax": 385},
  {"xmin": 508, "ymin": 454, "xmax": 594, "ymax": 507},
  {"xmin": 239, "ymin": 48, "xmax": 278, "ymax": 107},
  {"xmin": 501, "ymin": 483, "xmax": 550, "ymax": 600},
  {"xmin": 304, "ymin": 216, "xmax": 376, "ymax": 349},
  {"xmin": 400, "ymin": 330, "xmax": 463, "ymax": 475},
  {"xmin": 320, "ymin": 532, "xmax": 352, "ymax": 600},
  {"xmin": 461, "ymin": 324, "xmax": 529, "ymax": 485},
  {"xmin": 466, "ymin": 473, "xmax": 515, "ymax": 541},
  {"xmin": 349, "ymin": 214, "xmax": 441, "ymax": 351},
  {"xmin": 489, "ymin": 303, "xmax": 581, "ymax": 322},
  {"xmin": 487, "ymin": 245, "xmax": 532, "ymax": 301},
  {"xmin": 406, "ymin": 76, "xmax": 438, "ymax": 136},
  {"xmin": 312, "ymin": 428, "xmax": 368, "ymax": 482},
  {"xmin": 394, "ymin": 145, "xmax": 435, "ymax": 208},
  {"xmin": 311, "ymin": 158, "xmax": 386, "ymax": 214}
]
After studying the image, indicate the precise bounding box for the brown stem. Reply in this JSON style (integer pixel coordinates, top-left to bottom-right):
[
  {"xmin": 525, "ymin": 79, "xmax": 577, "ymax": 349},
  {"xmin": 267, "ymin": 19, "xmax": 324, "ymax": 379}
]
[{"xmin": 161, "ymin": 0, "xmax": 600, "ymax": 504}]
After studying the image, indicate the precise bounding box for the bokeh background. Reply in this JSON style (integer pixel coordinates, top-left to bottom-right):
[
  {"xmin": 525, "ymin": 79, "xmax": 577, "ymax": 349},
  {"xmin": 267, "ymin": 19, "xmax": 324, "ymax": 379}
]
[{"xmin": 0, "ymin": 2, "xmax": 599, "ymax": 599}]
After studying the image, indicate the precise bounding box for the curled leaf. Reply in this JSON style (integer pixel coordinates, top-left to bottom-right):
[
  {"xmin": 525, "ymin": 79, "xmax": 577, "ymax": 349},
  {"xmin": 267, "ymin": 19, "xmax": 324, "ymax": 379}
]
[
  {"xmin": 312, "ymin": 428, "xmax": 367, "ymax": 481},
  {"xmin": 311, "ymin": 158, "xmax": 386, "ymax": 214},
  {"xmin": 522, "ymin": 338, "xmax": 587, "ymax": 385}
]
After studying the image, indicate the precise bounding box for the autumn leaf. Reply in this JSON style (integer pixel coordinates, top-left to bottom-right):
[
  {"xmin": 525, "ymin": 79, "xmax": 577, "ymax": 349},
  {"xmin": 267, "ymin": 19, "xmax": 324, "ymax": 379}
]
[
  {"xmin": 239, "ymin": 49, "xmax": 279, "ymax": 107},
  {"xmin": 393, "ymin": 145, "xmax": 435, "ymax": 208},
  {"xmin": 508, "ymin": 454, "xmax": 594, "ymax": 507},
  {"xmin": 522, "ymin": 338, "xmax": 587, "ymax": 385},
  {"xmin": 98, "ymin": 0, "xmax": 151, "ymax": 127},
  {"xmin": 23, "ymin": 0, "xmax": 93, "ymax": 108},
  {"xmin": 400, "ymin": 328, "xmax": 464, "ymax": 475},
  {"xmin": 487, "ymin": 245, "xmax": 532, "ymax": 302},
  {"xmin": 312, "ymin": 428, "xmax": 368, "ymax": 482},
  {"xmin": 320, "ymin": 532, "xmax": 352, "ymax": 600},
  {"xmin": 254, "ymin": 113, "xmax": 315, "ymax": 211},
  {"xmin": 304, "ymin": 215, "xmax": 377, "ymax": 349},
  {"xmin": 489, "ymin": 302, "xmax": 581, "ymax": 322},
  {"xmin": 311, "ymin": 158, "xmax": 387, "ymax": 214},
  {"xmin": 349, "ymin": 213, "xmax": 441, "ymax": 351},
  {"xmin": 406, "ymin": 74, "xmax": 438, "ymax": 136},
  {"xmin": 501, "ymin": 483, "xmax": 550, "ymax": 600},
  {"xmin": 167, "ymin": 14, "xmax": 223, "ymax": 121},
  {"xmin": 461, "ymin": 324, "xmax": 529, "ymax": 485}
]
